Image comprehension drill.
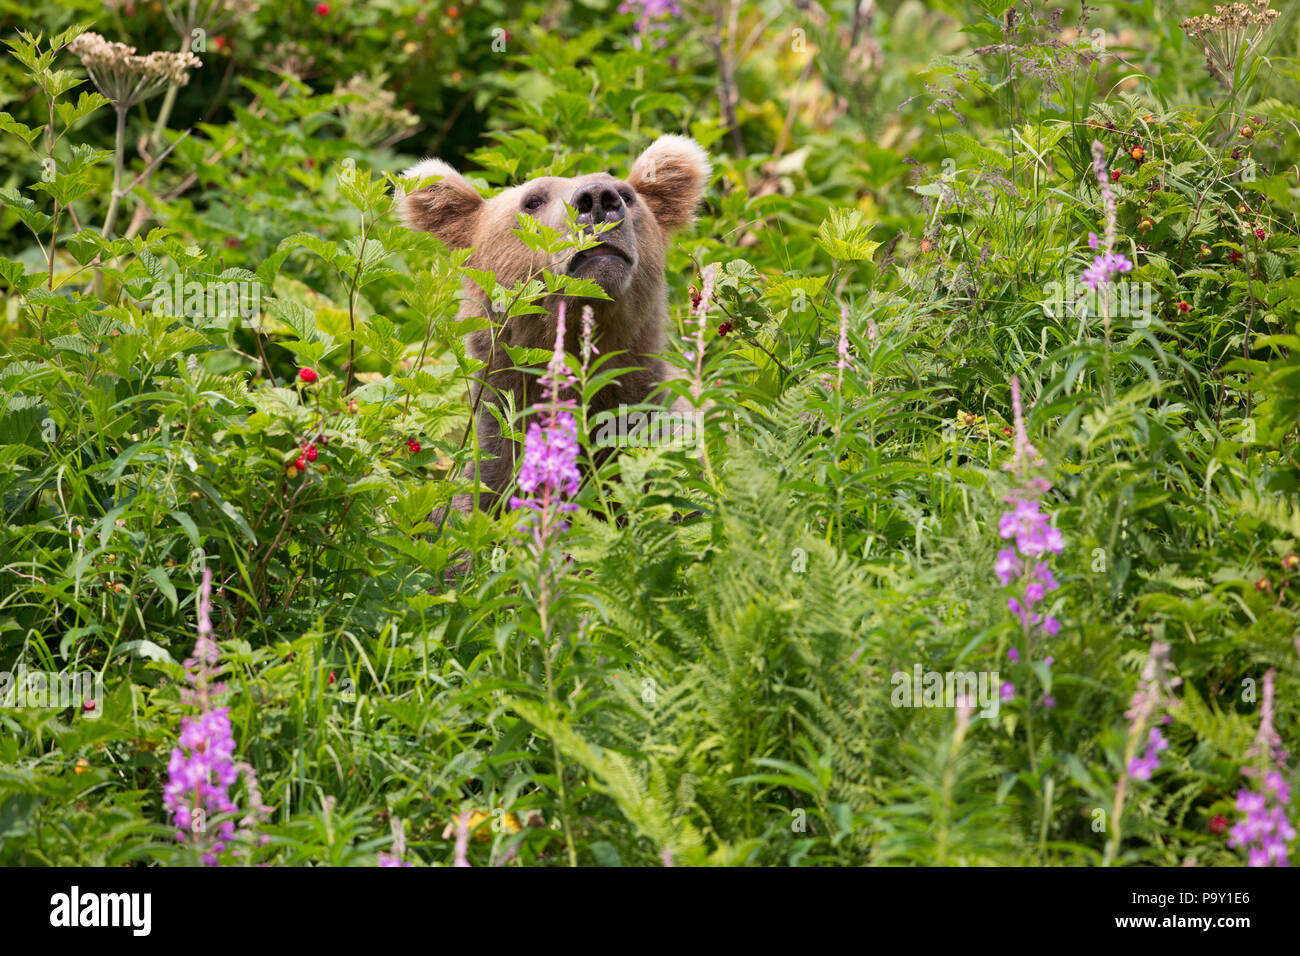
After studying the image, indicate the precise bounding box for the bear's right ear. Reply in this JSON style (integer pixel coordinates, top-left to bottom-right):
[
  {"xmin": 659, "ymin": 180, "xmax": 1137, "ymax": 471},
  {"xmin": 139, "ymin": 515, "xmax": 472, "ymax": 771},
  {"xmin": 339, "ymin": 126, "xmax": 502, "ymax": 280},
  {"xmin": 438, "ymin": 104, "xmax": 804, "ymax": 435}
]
[{"xmin": 398, "ymin": 159, "xmax": 484, "ymax": 248}]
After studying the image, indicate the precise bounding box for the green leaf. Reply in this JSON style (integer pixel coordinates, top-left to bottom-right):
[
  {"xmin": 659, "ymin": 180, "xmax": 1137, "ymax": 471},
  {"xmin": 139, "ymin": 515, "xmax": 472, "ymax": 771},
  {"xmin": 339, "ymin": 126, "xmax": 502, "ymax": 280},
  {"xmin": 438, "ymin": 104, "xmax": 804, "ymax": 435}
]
[
  {"xmin": 280, "ymin": 232, "xmax": 339, "ymax": 266},
  {"xmin": 146, "ymin": 566, "xmax": 178, "ymax": 614},
  {"xmin": 815, "ymin": 209, "xmax": 880, "ymax": 261},
  {"xmin": 54, "ymin": 91, "xmax": 108, "ymax": 130},
  {"xmin": 0, "ymin": 112, "xmax": 43, "ymax": 146},
  {"xmin": 112, "ymin": 640, "xmax": 177, "ymax": 666}
]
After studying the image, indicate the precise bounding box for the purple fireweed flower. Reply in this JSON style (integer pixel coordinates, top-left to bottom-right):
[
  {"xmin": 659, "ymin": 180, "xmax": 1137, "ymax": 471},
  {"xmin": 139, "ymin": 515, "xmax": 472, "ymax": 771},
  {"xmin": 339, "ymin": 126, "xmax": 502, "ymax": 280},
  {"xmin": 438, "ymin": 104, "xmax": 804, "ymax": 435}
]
[
  {"xmin": 834, "ymin": 305, "xmax": 853, "ymax": 391},
  {"xmin": 1090, "ymin": 141, "xmax": 1119, "ymax": 253},
  {"xmin": 836, "ymin": 306, "xmax": 852, "ymax": 370},
  {"xmin": 1228, "ymin": 785, "xmax": 1294, "ymax": 867},
  {"xmin": 1122, "ymin": 642, "xmax": 1181, "ymax": 799},
  {"xmin": 1081, "ymin": 250, "xmax": 1133, "ymax": 292},
  {"xmin": 1128, "ymin": 752, "xmax": 1156, "ymax": 781},
  {"xmin": 539, "ymin": 302, "xmax": 577, "ymax": 408},
  {"xmin": 512, "ymin": 302, "xmax": 584, "ymax": 527},
  {"xmin": 164, "ymin": 708, "xmax": 238, "ymax": 831},
  {"xmin": 1007, "ymin": 647, "xmax": 1019, "ymax": 663},
  {"xmin": 579, "ymin": 304, "xmax": 599, "ymax": 375},
  {"xmin": 180, "ymin": 566, "xmax": 225, "ymax": 706},
  {"xmin": 234, "ymin": 759, "xmax": 271, "ymax": 851},
  {"xmin": 1005, "ymin": 375, "xmax": 1044, "ymax": 479},
  {"xmin": 1227, "ymin": 670, "xmax": 1295, "ymax": 866},
  {"xmin": 163, "ymin": 568, "xmax": 256, "ymax": 865},
  {"xmin": 1000, "ymin": 681, "xmax": 1015, "ymax": 701},
  {"xmin": 379, "ymin": 818, "xmax": 415, "ymax": 867},
  {"xmin": 1082, "ymin": 141, "xmax": 1134, "ymax": 296},
  {"xmin": 1124, "ymin": 641, "xmax": 1181, "ymax": 725},
  {"xmin": 453, "ymin": 811, "xmax": 472, "ymax": 867},
  {"xmin": 1264, "ymin": 771, "xmax": 1290, "ymax": 805},
  {"xmin": 1128, "ymin": 727, "xmax": 1170, "ymax": 781},
  {"xmin": 1243, "ymin": 667, "xmax": 1288, "ymax": 773},
  {"xmin": 510, "ymin": 411, "xmax": 581, "ymax": 514},
  {"xmin": 995, "ymin": 547, "xmax": 1021, "ymax": 586},
  {"xmin": 996, "ymin": 376, "xmax": 1063, "ymax": 644},
  {"xmin": 694, "ymin": 262, "xmax": 716, "ymax": 321},
  {"xmin": 998, "ymin": 499, "xmax": 1065, "ymax": 558},
  {"xmin": 619, "ymin": 0, "xmax": 681, "ymax": 47}
]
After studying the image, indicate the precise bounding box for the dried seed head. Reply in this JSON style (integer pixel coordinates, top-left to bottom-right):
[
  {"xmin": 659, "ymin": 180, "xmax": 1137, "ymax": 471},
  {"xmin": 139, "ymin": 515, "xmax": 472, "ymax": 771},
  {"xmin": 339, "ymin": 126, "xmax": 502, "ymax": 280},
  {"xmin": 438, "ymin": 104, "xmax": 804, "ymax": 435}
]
[{"xmin": 68, "ymin": 32, "xmax": 201, "ymax": 108}]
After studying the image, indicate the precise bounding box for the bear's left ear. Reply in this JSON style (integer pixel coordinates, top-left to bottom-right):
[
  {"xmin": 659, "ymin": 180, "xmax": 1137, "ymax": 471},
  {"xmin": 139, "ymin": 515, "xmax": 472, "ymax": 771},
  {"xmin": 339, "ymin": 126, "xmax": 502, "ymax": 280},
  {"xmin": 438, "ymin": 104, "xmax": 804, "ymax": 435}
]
[{"xmin": 627, "ymin": 135, "xmax": 711, "ymax": 232}]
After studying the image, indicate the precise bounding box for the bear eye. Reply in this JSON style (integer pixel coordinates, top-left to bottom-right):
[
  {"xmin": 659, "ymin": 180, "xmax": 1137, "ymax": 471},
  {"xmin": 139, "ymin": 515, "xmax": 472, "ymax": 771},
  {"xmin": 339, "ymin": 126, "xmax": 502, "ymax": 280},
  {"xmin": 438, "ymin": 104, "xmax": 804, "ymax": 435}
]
[{"xmin": 522, "ymin": 194, "xmax": 546, "ymax": 212}]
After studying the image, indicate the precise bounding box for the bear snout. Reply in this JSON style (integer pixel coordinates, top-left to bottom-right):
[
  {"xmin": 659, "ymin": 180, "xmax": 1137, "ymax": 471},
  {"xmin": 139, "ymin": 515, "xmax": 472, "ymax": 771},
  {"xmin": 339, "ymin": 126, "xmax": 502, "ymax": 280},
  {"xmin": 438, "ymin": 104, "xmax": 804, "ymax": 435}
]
[{"xmin": 571, "ymin": 182, "xmax": 627, "ymax": 227}]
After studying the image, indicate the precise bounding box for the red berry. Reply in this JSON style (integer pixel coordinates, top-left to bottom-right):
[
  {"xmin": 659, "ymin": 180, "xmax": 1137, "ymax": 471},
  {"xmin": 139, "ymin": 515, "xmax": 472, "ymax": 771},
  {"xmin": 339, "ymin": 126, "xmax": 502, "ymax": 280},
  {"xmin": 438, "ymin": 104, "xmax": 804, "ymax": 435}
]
[
  {"xmin": 82, "ymin": 700, "xmax": 95, "ymax": 712},
  {"xmin": 305, "ymin": 445, "xmax": 319, "ymax": 462},
  {"xmin": 328, "ymin": 670, "xmax": 336, "ymax": 684},
  {"xmin": 298, "ymin": 367, "xmax": 319, "ymax": 383},
  {"xmin": 1209, "ymin": 814, "xmax": 1228, "ymax": 835},
  {"xmin": 717, "ymin": 322, "xmax": 732, "ymax": 337},
  {"xmin": 315, "ymin": 2, "xmax": 330, "ymax": 14},
  {"xmin": 1255, "ymin": 228, "xmax": 1266, "ymax": 241},
  {"xmin": 1110, "ymin": 170, "xmax": 1121, "ymax": 182},
  {"xmin": 295, "ymin": 456, "xmax": 307, "ymax": 472},
  {"xmin": 406, "ymin": 439, "xmax": 421, "ymax": 455},
  {"xmin": 213, "ymin": 36, "xmax": 226, "ymax": 49},
  {"xmin": 1228, "ymin": 250, "xmax": 1243, "ymax": 263}
]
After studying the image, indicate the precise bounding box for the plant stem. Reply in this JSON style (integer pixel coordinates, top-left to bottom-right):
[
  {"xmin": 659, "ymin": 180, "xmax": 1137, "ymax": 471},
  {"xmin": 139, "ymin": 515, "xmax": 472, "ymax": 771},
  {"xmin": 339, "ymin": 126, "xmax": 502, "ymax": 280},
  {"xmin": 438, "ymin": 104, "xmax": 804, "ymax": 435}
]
[
  {"xmin": 537, "ymin": 505, "xmax": 579, "ymax": 867},
  {"xmin": 101, "ymin": 106, "xmax": 127, "ymax": 239},
  {"xmin": 150, "ymin": 33, "xmax": 193, "ymax": 149}
]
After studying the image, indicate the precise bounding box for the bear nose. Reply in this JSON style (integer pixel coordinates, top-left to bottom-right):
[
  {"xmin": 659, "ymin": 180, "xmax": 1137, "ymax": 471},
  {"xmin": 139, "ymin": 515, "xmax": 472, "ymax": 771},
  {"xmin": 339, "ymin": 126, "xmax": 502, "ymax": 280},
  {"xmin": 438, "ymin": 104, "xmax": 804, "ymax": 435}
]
[{"xmin": 571, "ymin": 183, "xmax": 625, "ymax": 228}]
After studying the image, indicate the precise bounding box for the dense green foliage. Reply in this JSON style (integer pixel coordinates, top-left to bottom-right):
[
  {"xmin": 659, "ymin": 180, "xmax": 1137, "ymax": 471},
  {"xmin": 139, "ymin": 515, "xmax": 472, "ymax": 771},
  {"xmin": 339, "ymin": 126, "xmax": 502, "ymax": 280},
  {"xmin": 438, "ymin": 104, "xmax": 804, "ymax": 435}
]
[{"xmin": 1, "ymin": 0, "xmax": 1298, "ymax": 866}]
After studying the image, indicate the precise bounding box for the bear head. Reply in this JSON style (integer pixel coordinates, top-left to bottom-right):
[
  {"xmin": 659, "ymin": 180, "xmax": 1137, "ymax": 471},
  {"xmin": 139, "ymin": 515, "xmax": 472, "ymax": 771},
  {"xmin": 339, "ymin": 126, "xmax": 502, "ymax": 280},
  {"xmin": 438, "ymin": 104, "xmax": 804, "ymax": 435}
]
[{"xmin": 398, "ymin": 135, "xmax": 710, "ymax": 342}]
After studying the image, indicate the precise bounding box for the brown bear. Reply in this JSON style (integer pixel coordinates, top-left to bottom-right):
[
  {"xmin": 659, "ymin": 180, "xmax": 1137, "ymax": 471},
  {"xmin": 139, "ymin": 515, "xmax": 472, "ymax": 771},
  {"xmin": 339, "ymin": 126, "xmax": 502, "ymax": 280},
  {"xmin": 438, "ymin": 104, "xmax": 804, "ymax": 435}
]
[{"xmin": 399, "ymin": 135, "xmax": 711, "ymax": 514}]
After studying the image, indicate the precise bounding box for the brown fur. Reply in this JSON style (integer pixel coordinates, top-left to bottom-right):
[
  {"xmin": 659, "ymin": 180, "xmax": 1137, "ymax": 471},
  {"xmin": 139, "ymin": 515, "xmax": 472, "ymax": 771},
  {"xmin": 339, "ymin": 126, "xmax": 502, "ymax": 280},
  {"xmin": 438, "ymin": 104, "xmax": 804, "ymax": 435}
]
[{"xmin": 399, "ymin": 136, "xmax": 710, "ymax": 513}]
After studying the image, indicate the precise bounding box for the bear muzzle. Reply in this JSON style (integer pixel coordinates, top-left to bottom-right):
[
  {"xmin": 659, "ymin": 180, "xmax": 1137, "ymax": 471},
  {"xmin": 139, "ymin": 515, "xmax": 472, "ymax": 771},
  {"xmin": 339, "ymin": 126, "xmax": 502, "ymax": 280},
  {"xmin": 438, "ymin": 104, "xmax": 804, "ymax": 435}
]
[
  {"xmin": 566, "ymin": 182, "xmax": 637, "ymax": 293},
  {"xmin": 566, "ymin": 237, "xmax": 636, "ymax": 296}
]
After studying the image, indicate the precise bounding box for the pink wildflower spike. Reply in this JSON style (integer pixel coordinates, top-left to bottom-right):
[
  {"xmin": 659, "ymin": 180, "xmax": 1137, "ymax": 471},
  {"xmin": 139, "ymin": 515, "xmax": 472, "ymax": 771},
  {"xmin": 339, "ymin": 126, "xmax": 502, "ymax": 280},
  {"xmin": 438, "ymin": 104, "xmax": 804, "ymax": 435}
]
[
  {"xmin": 164, "ymin": 568, "xmax": 265, "ymax": 865},
  {"xmin": 453, "ymin": 811, "xmax": 472, "ymax": 867},
  {"xmin": 994, "ymin": 376, "xmax": 1064, "ymax": 643},
  {"xmin": 540, "ymin": 302, "xmax": 577, "ymax": 407},
  {"xmin": 580, "ymin": 304, "xmax": 599, "ymax": 374},
  {"xmin": 1081, "ymin": 141, "xmax": 1133, "ymax": 292}
]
